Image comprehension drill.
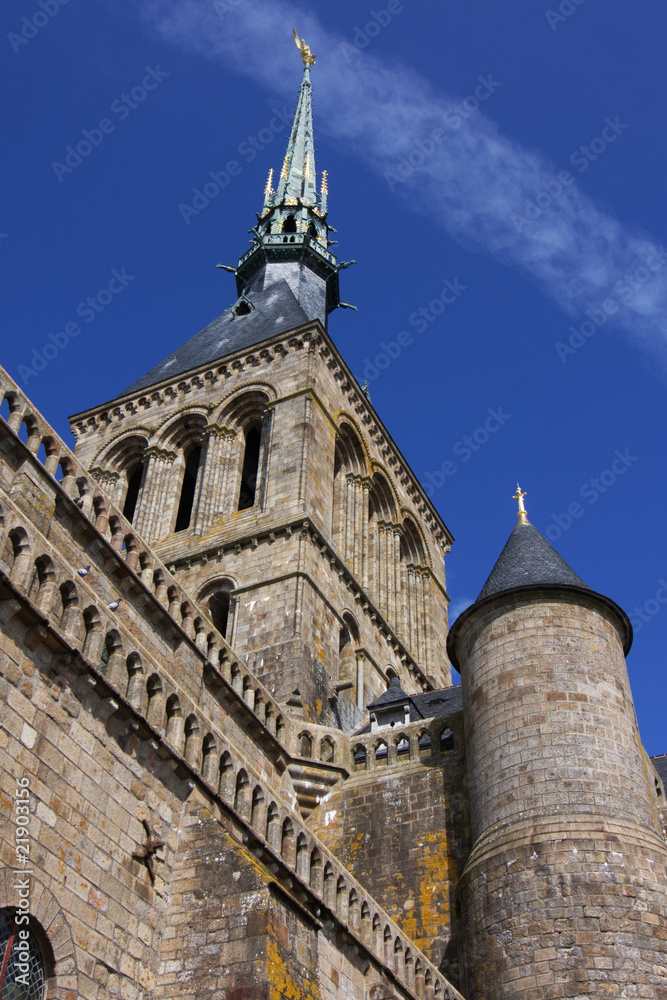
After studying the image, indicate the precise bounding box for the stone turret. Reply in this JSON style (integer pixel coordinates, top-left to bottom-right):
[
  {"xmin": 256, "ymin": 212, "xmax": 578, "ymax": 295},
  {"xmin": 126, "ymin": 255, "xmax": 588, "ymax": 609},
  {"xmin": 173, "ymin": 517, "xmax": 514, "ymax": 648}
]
[{"xmin": 448, "ymin": 504, "xmax": 667, "ymax": 1000}]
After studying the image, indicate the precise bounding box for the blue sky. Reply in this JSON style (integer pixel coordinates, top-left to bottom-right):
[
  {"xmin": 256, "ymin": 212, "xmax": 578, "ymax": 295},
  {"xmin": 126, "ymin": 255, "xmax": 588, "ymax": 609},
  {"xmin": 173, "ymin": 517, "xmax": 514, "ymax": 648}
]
[{"xmin": 3, "ymin": 0, "xmax": 667, "ymax": 753}]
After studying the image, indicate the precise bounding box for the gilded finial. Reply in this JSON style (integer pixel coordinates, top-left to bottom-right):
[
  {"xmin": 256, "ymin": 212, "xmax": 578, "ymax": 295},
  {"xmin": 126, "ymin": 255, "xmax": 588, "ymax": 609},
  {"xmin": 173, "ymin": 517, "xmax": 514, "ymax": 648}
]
[
  {"xmin": 321, "ymin": 170, "xmax": 328, "ymax": 195},
  {"xmin": 264, "ymin": 168, "xmax": 274, "ymax": 195},
  {"xmin": 293, "ymin": 28, "xmax": 316, "ymax": 66},
  {"xmin": 513, "ymin": 484, "xmax": 529, "ymax": 524}
]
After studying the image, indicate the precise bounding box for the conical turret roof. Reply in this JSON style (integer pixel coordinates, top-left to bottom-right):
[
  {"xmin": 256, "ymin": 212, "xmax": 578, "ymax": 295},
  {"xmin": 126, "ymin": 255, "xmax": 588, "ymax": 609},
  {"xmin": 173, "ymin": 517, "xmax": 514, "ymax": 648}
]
[{"xmin": 477, "ymin": 520, "xmax": 588, "ymax": 601}]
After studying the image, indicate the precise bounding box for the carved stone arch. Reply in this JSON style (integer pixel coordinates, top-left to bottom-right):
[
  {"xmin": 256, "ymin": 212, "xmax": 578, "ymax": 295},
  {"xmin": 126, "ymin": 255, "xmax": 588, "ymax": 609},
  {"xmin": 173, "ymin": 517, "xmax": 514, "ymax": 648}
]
[
  {"xmin": 234, "ymin": 768, "xmax": 251, "ymax": 818},
  {"xmin": 250, "ymin": 784, "xmax": 265, "ymax": 830},
  {"xmin": 92, "ymin": 428, "xmax": 151, "ymax": 513},
  {"xmin": 266, "ymin": 801, "xmax": 280, "ymax": 848},
  {"xmin": 32, "ymin": 552, "xmax": 59, "ymax": 614},
  {"xmin": 298, "ymin": 730, "xmax": 313, "ymax": 759},
  {"xmin": 333, "ymin": 411, "xmax": 372, "ymax": 471},
  {"xmin": 82, "ymin": 605, "xmax": 104, "ymax": 662},
  {"xmin": 146, "ymin": 673, "xmax": 164, "ymax": 727},
  {"xmin": 125, "ymin": 651, "xmax": 144, "ymax": 709},
  {"xmin": 197, "ymin": 576, "xmax": 238, "ymax": 644},
  {"xmin": 338, "ymin": 610, "xmax": 360, "ymax": 705},
  {"xmin": 0, "ymin": 870, "xmax": 79, "ymax": 999},
  {"xmin": 183, "ymin": 713, "xmax": 201, "ymax": 766},
  {"xmin": 219, "ymin": 750, "xmax": 235, "ymax": 800},
  {"xmin": 368, "ymin": 464, "xmax": 400, "ymax": 517},
  {"xmin": 211, "ymin": 380, "xmax": 278, "ymax": 426},
  {"xmin": 153, "ymin": 410, "xmax": 208, "ymax": 535},
  {"xmin": 323, "ymin": 861, "xmax": 335, "ymax": 907},
  {"xmin": 332, "ymin": 418, "xmax": 370, "ymax": 576},
  {"xmin": 155, "ymin": 406, "xmax": 209, "ymax": 452},
  {"xmin": 4, "ymin": 525, "xmax": 32, "ymax": 585},
  {"xmin": 201, "ymin": 733, "xmax": 218, "ymax": 783},
  {"xmin": 213, "ymin": 386, "xmax": 276, "ymax": 514},
  {"xmin": 368, "ymin": 470, "xmax": 401, "ymax": 624},
  {"xmin": 281, "ymin": 818, "xmax": 295, "ymax": 866},
  {"xmin": 401, "ymin": 514, "xmax": 431, "ymax": 568},
  {"xmin": 59, "ymin": 580, "xmax": 80, "ymax": 636},
  {"xmin": 399, "ymin": 515, "xmax": 432, "ymax": 668},
  {"xmin": 165, "ymin": 693, "xmax": 183, "ymax": 748}
]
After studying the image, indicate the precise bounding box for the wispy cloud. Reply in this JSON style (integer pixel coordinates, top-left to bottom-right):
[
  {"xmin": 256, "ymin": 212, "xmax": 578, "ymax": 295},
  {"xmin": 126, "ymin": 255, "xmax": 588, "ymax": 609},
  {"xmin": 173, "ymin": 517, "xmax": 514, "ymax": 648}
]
[{"xmin": 139, "ymin": 0, "xmax": 667, "ymax": 361}]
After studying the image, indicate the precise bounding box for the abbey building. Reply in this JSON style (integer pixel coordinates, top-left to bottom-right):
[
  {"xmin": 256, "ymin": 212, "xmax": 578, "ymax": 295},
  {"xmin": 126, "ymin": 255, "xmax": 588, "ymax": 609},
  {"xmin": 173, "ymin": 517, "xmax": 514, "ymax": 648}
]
[{"xmin": 1, "ymin": 36, "xmax": 666, "ymax": 1000}]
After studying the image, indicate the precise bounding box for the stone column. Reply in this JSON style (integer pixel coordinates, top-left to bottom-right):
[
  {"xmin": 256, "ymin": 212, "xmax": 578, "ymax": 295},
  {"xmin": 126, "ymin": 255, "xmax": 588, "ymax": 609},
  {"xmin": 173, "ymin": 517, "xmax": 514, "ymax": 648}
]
[
  {"xmin": 345, "ymin": 473, "xmax": 355, "ymax": 568},
  {"xmin": 90, "ymin": 466, "xmax": 120, "ymax": 503},
  {"xmin": 361, "ymin": 478, "xmax": 371, "ymax": 590},
  {"xmin": 192, "ymin": 424, "xmax": 231, "ymax": 535},
  {"xmin": 133, "ymin": 447, "xmax": 176, "ymax": 542}
]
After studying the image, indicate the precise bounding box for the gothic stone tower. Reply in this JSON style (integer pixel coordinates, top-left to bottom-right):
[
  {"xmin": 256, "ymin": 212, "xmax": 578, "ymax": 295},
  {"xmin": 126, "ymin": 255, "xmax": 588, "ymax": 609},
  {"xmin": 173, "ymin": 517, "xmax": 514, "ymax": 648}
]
[
  {"xmin": 68, "ymin": 49, "xmax": 453, "ymax": 733},
  {"xmin": 448, "ymin": 505, "xmax": 667, "ymax": 1000}
]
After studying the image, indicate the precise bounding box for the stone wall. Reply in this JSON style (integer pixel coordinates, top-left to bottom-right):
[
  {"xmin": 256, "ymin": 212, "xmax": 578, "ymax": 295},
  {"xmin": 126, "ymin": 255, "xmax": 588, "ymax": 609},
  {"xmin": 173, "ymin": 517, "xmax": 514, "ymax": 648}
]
[
  {"xmin": 309, "ymin": 714, "xmax": 470, "ymax": 985},
  {"xmin": 0, "ymin": 366, "xmax": 463, "ymax": 1000}
]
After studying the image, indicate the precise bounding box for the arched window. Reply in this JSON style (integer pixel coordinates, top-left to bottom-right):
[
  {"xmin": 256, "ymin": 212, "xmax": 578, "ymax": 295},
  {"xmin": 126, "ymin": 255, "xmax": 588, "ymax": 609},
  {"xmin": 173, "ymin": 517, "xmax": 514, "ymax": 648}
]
[
  {"xmin": 0, "ymin": 908, "xmax": 45, "ymax": 999},
  {"xmin": 353, "ymin": 744, "xmax": 367, "ymax": 771},
  {"xmin": 209, "ymin": 590, "xmax": 230, "ymax": 639},
  {"xmin": 238, "ymin": 425, "xmax": 261, "ymax": 510},
  {"xmin": 175, "ymin": 445, "xmax": 202, "ymax": 531},
  {"xmin": 299, "ymin": 732, "xmax": 313, "ymax": 759},
  {"xmin": 122, "ymin": 463, "xmax": 144, "ymax": 524},
  {"xmin": 332, "ymin": 423, "xmax": 366, "ymax": 573},
  {"xmin": 282, "ymin": 215, "xmax": 297, "ymax": 234}
]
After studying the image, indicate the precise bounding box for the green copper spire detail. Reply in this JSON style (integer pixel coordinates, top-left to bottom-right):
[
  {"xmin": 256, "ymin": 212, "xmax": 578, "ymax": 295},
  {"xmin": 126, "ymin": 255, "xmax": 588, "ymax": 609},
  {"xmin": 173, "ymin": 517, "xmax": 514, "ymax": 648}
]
[
  {"xmin": 258, "ymin": 42, "xmax": 329, "ymax": 246},
  {"xmin": 275, "ymin": 62, "xmax": 318, "ymax": 207},
  {"xmin": 232, "ymin": 33, "xmax": 348, "ymax": 323}
]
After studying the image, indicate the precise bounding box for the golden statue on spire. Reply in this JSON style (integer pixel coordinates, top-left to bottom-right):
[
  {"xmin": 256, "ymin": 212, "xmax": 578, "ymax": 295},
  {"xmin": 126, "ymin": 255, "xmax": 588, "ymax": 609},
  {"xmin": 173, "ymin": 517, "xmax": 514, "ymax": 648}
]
[
  {"xmin": 513, "ymin": 484, "xmax": 529, "ymax": 524},
  {"xmin": 293, "ymin": 28, "xmax": 316, "ymax": 66}
]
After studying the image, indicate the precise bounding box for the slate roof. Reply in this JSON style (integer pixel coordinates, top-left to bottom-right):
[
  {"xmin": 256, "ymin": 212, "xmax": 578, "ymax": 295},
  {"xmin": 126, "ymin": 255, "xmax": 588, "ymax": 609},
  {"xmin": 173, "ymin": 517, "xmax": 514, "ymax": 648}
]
[
  {"xmin": 120, "ymin": 279, "xmax": 309, "ymax": 397},
  {"xmin": 652, "ymin": 754, "xmax": 667, "ymax": 788},
  {"xmin": 356, "ymin": 683, "xmax": 463, "ymax": 733},
  {"xmin": 477, "ymin": 521, "xmax": 588, "ymax": 602},
  {"xmin": 411, "ymin": 685, "xmax": 463, "ymax": 720},
  {"xmin": 366, "ymin": 675, "xmax": 410, "ymax": 709}
]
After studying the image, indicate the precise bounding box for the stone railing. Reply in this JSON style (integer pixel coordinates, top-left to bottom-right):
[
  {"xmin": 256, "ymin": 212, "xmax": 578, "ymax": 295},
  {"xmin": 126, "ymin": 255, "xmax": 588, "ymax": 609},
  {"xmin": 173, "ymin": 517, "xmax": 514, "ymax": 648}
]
[{"xmin": 0, "ymin": 366, "xmax": 465, "ymax": 1000}]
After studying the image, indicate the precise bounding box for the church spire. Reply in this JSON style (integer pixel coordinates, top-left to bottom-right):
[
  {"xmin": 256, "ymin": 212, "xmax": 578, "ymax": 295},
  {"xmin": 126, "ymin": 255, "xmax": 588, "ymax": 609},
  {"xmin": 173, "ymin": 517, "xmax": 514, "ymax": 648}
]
[
  {"xmin": 274, "ymin": 33, "xmax": 319, "ymax": 207},
  {"xmin": 232, "ymin": 32, "xmax": 349, "ymax": 325}
]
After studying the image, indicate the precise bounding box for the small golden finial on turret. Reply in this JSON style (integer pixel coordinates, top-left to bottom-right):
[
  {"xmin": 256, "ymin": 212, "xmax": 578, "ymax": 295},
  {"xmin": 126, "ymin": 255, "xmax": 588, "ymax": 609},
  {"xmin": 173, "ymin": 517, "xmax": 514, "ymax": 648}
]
[
  {"xmin": 293, "ymin": 28, "xmax": 316, "ymax": 67},
  {"xmin": 321, "ymin": 170, "xmax": 328, "ymax": 195},
  {"xmin": 513, "ymin": 484, "xmax": 529, "ymax": 524},
  {"xmin": 264, "ymin": 168, "xmax": 274, "ymax": 196}
]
